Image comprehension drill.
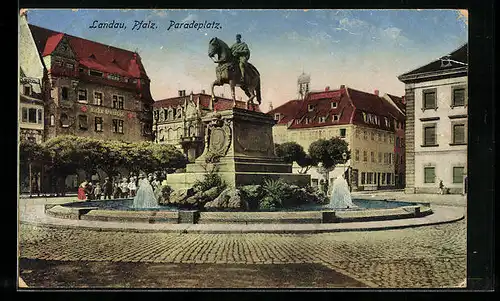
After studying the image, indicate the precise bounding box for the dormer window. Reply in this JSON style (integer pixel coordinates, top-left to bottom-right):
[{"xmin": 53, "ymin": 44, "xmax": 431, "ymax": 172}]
[
  {"xmin": 331, "ymin": 102, "xmax": 337, "ymax": 109},
  {"xmin": 89, "ymin": 69, "xmax": 103, "ymax": 77},
  {"xmin": 65, "ymin": 63, "xmax": 74, "ymax": 70},
  {"xmin": 305, "ymin": 118, "xmax": 310, "ymax": 124},
  {"xmin": 333, "ymin": 115, "xmax": 339, "ymax": 121},
  {"xmin": 308, "ymin": 104, "xmax": 314, "ymax": 112},
  {"xmin": 107, "ymin": 74, "xmax": 120, "ymax": 81},
  {"xmin": 89, "ymin": 54, "xmax": 96, "ymax": 59},
  {"xmin": 274, "ymin": 113, "xmax": 281, "ymax": 121},
  {"xmin": 319, "ymin": 116, "xmax": 326, "ymax": 123},
  {"xmin": 384, "ymin": 117, "xmax": 390, "ymax": 127}
]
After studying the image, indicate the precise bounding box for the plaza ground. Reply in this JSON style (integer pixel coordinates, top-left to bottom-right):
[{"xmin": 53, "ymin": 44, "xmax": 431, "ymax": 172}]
[{"xmin": 18, "ymin": 190, "xmax": 467, "ymax": 289}]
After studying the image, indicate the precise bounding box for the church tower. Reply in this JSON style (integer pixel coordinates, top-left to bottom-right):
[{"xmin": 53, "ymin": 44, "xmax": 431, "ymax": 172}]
[{"xmin": 297, "ymin": 72, "xmax": 310, "ymax": 100}]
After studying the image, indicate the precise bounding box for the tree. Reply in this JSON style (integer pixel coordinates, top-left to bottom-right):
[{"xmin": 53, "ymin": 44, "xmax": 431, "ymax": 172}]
[
  {"xmin": 308, "ymin": 137, "xmax": 351, "ymax": 186},
  {"xmin": 275, "ymin": 142, "xmax": 314, "ymax": 174},
  {"xmin": 43, "ymin": 136, "xmax": 82, "ymax": 195},
  {"xmin": 19, "ymin": 140, "xmax": 51, "ymax": 194}
]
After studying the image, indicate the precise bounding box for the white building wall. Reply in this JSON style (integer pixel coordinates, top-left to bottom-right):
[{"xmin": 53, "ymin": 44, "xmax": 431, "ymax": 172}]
[
  {"xmin": 19, "ymin": 15, "xmax": 45, "ymax": 93},
  {"xmin": 413, "ymin": 76, "xmax": 467, "ymax": 194}
]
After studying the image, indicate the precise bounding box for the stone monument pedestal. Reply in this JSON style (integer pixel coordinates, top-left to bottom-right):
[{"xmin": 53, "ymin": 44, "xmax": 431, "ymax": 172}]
[{"xmin": 167, "ymin": 108, "xmax": 310, "ymax": 190}]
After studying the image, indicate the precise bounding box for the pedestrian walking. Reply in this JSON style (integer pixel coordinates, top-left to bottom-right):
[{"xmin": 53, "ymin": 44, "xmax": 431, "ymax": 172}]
[
  {"xmin": 112, "ymin": 181, "xmax": 121, "ymax": 199},
  {"xmin": 103, "ymin": 177, "xmax": 113, "ymax": 200}
]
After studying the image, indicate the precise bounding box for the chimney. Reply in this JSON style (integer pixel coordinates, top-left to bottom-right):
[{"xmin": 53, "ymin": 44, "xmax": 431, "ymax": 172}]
[
  {"xmin": 201, "ymin": 89, "xmax": 206, "ymax": 94},
  {"xmin": 340, "ymin": 85, "xmax": 345, "ymax": 89},
  {"xmin": 325, "ymin": 86, "xmax": 330, "ymax": 91},
  {"xmin": 221, "ymin": 93, "xmax": 224, "ymax": 98},
  {"xmin": 374, "ymin": 89, "xmax": 379, "ymax": 96},
  {"xmin": 178, "ymin": 90, "xmax": 183, "ymax": 97}
]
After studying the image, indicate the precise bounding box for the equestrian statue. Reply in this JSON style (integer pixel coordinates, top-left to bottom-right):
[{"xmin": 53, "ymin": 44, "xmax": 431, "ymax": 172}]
[{"xmin": 208, "ymin": 34, "xmax": 262, "ymax": 111}]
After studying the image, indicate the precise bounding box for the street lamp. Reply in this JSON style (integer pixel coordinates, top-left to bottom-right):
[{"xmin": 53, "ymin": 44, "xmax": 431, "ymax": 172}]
[{"xmin": 342, "ymin": 152, "xmax": 347, "ymax": 176}]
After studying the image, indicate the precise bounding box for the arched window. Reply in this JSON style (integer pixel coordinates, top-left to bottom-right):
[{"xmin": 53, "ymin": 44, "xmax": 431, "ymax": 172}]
[
  {"xmin": 167, "ymin": 128, "xmax": 172, "ymax": 140},
  {"xmin": 50, "ymin": 114, "xmax": 55, "ymax": 126},
  {"xmin": 60, "ymin": 113, "xmax": 70, "ymax": 127}
]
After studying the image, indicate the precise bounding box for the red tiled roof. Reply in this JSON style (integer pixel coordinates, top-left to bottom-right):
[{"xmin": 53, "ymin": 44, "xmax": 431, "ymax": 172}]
[
  {"xmin": 268, "ymin": 87, "xmax": 405, "ymax": 131},
  {"xmin": 28, "ymin": 24, "xmax": 148, "ymax": 80},
  {"xmin": 386, "ymin": 93, "xmax": 406, "ymax": 113},
  {"xmin": 154, "ymin": 93, "xmax": 260, "ymax": 112},
  {"xmin": 267, "ymin": 99, "xmax": 302, "ymax": 125}
]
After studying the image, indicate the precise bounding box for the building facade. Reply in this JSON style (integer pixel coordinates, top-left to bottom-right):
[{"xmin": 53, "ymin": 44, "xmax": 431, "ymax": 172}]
[
  {"xmin": 20, "ymin": 13, "xmax": 155, "ymax": 192},
  {"xmin": 398, "ymin": 44, "xmax": 467, "ymax": 194},
  {"xmin": 153, "ymin": 91, "xmax": 257, "ymax": 161},
  {"xmin": 383, "ymin": 93, "xmax": 406, "ymax": 188},
  {"xmin": 269, "ymin": 85, "xmax": 405, "ymax": 192}
]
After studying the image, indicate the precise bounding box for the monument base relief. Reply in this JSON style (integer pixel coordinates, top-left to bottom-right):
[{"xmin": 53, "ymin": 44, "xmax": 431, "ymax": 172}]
[{"xmin": 167, "ymin": 107, "xmax": 310, "ymax": 190}]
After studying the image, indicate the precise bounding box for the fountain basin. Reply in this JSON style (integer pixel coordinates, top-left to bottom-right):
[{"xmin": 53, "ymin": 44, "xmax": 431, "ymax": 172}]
[{"xmin": 45, "ymin": 198, "xmax": 432, "ymax": 224}]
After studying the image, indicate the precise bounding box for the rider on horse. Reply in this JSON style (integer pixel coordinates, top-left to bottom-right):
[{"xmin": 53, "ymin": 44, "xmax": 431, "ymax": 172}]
[{"xmin": 230, "ymin": 34, "xmax": 250, "ymax": 83}]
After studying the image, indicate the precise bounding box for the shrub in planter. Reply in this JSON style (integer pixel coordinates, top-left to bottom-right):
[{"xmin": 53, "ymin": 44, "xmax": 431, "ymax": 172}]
[
  {"xmin": 239, "ymin": 185, "xmax": 265, "ymax": 211},
  {"xmin": 193, "ymin": 172, "xmax": 227, "ymax": 195}
]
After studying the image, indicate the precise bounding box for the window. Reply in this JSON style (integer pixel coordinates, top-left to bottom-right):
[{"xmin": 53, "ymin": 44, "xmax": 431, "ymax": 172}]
[
  {"xmin": 363, "ymin": 130, "xmax": 367, "ymax": 140},
  {"xmin": 423, "ymin": 90, "xmax": 437, "ymax": 109},
  {"xmin": 37, "ymin": 109, "xmax": 42, "ymax": 124},
  {"xmin": 389, "ymin": 153, "xmax": 392, "ymax": 164},
  {"xmin": 118, "ymin": 96, "xmax": 124, "ymax": 109},
  {"xmin": 423, "ymin": 124, "xmax": 437, "ymax": 146},
  {"xmin": 363, "ymin": 151, "xmax": 367, "ymax": 162},
  {"xmin": 78, "ymin": 89, "xmax": 87, "ymax": 101},
  {"xmin": 28, "ymin": 108, "xmax": 37, "ymax": 123},
  {"xmin": 50, "ymin": 114, "xmax": 55, "ymax": 126},
  {"xmin": 400, "ymin": 155, "xmax": 404, "ymax": 164},
  {"xmin": 94, "ymin": 92, "xmax": 103, "ymax": 106},
  {"xmin": 371, "ymin": 131, "xmax": 374, "ymax": 140},
  {"xmin": 378, "ymin": 152, "xmax": 382, "ymax": 163},
  {"xmin": 355, "ymin": 150, "xmax": 359, "ymax": 161},
  {"xmin": 382, "ymin": 174, "xmax": 386, "ymax": 185},
  {"xmin": 112, "ymin": 95, "xmax": 118, "ymax": 108},
  {"xmin": 108, "ymin": 74, "xmax": 120, "ymax": 81},
  {"xmin": 367, "ymin": 173, "xmax": 373, "ymax": 184},
  {"xmin": 453, "ymin": 124, "xmax": 466, "ymax": 144},
  {"xmin": 78, "ymin": 115, "xmax": 88, "ymax": 130},
  {"xmin": 112, "ymin": 119, "xmax": 124, "ymax": 133},
  {"xmin": 95, "ymin": 117, "xmax": 103, "ymax": 132},
  {"xmin": 384, "ymin": 153, "xmax": 388, "ymax": 164},
  {"xmin": 383, "ymin": 133, "xmax": 387, "ymax": 142},
  {"xmin": 90, "ymin": 70, "xmax": 103, "ymax": 77},
  {"xmin": 79, "ymin": 67, "xmax": 84, "ymax": 73},
  {"xmin": 333, "ymin": 115, "xmax": 339, "ymax": 121},
  {"xmin": 339, "ymin": 128, "xmax": 346, "ymax": 138},
  {"xmin": 452, "ymin": 88, "xmax": 466, "ymax": 107},
  {"xmin": 331, "ymin": 102, "xmax": 337, "ymax": 109},
  {"xmin": 387, "ymin": 173, "xmax": 392, "ymax": 185},
  {"xmin": 21, "ymin": 108, "xmax": 28, "ymax": 122},
  {"xmin": 396, "ymin": 137, "xmax": 400, "ymax": 147},
  {"xmin": 396, "ymin": 154, "xmax": 399, "ymax": 165},
  {"xmin": 453, "ymin": 167, "xmax": 464, "ymax": 183},
  {"xmin": 54, "ymin": 60, "xmax": 62, "ymax": 67},
  {"xmin": 60, "ymin": 113, "xmax": 70, "ymax": 127},
  {"xmin": 424, "ymin": 167, "xmax": 435, "ymax": 183},
  {"xmin": 361, "ymin": 172, "xmax": 366, "ymax": 185},
  {"xmin": 23, "ymin": 86, "xmax": 31, "ymax": 96},
  {"xmin": 308, "ymin": 104, "xmax": 314, "ymax": 112},
  {"xmin": 61, "ymin": 87, "xmax": 69, "ymax": 100},
  {"xmin": 274, "ymin": 113, "xmax": 280, "ymax": 121},
  {"xmin": 65, "ymin": 63, "xmax": 74, "ymax": 70},
  {"xmin": 319, "ymin": 116, "xmax": 326, "ymax": 123},
  {"xmin": 377, "ymin": 133, "xmax": 380, "ymax": 141},
  {"xmin": 305, "ymin": 118, "xmax": 310, "ymax": 124},
  {"xmin": 389, "ymin": 135, "xmax": 393, "ymax": 143},
  {"xmin": 370, "ymin": 152, "xmax": 374, "ymax": 162}
]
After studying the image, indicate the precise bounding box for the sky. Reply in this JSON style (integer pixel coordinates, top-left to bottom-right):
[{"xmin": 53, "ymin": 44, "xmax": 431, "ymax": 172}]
[{"xmin": 23, "ymin": 9, "xmax": 468, "ymax": 111}]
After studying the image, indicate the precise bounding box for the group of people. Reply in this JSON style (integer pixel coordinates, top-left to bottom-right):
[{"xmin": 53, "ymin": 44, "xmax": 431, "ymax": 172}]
[
  {"xmin": 77, "ymin": 178, "xmax": 113, "ymax": 201},
  {"xmin": 77, "ymin": 173, "xmax": 167, "ymax": 201}
]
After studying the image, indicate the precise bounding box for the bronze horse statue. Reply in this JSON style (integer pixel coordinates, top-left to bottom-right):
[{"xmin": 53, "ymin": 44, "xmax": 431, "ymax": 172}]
[{"xmin": 208, "ymin": 37, "xmax": 262, "ymax": 111}]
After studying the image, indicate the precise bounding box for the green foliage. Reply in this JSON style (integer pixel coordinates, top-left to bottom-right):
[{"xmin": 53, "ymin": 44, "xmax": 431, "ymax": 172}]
[
  {"xmin": 308, "ymin": 137, "xmax": 350, "ymax": 170},
  {"xmin": 239, "ymin": 185, "xmax": 265, "ymax": 211},
  {"xmin": 161, "ymin": 185, "xmax": 173, "ymax": 200},
  {"xmin": 275, "ymin": 142, "xmax": 306, "ymax": 164},
  {"xmin": 192, "ymin": 171, "xmax": 227, "ymax": 194}
]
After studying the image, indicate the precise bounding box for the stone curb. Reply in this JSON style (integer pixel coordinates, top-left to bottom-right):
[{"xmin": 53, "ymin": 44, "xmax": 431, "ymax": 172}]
[{"xmin": 20, "ymin": 207, "xmax": 464, "ymax": 234}]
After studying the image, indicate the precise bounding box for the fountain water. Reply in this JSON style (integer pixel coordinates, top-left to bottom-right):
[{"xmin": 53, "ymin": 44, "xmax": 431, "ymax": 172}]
[
  {"xmin": 133, "ymin": 175, "xmax": 159, "ymax": 209},
  {"xmin": 329, "ymin": 175, "xmax": 357, "ymax": 209}
]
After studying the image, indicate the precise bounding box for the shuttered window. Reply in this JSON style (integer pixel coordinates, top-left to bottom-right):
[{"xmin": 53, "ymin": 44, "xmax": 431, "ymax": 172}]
[
  {"xmin": 453, "ymin": 124, "xmax": 466, "ymax": 144},
  {"xmin": 424, "ymin": 167, "xmax": 435, "ymax": 183},
  {"xmin": 424, "ymin": 125, "xmax": 436, "ymax": 146}
]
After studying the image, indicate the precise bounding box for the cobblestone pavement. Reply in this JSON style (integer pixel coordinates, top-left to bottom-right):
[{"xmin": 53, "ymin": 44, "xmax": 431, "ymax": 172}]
[{"xmin": 19, "ymin": 217, "xmax": 466, "ymax": 288}]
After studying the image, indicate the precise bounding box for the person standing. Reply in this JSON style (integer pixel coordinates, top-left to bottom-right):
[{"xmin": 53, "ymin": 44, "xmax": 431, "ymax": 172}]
[
  {"xmin": 120, "ymin": 178, "xmax": 129, "ymax": 199},
  {"xmin": 103, "ymin": 177, "xmax": 113, "ymax": 200},
  {"xmin": 94, "ymin": 182, "xmax": 102, "ymax": 200},
  {"xmin": 78, "ymin": 180, "xmax": 88, "ymax": 201},
  {"xmin": 128, "ymin": 176, "xmax": 137, "ymax": 198}
]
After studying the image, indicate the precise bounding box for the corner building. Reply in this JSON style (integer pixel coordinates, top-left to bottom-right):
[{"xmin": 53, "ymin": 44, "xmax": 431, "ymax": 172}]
[
  {"xmin": 398, "ymin": 44, "xmax": 467, "ymax": 194},
  {"xmin": 26, "ymin": 22, "xmax": 154, "ymax": 143}
]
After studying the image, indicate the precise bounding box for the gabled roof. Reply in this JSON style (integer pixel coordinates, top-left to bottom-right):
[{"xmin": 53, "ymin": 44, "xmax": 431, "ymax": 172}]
[
  {"xmin": 28, "ymin": 24, "xmax": 148, "ymax": 79},
  {"xmin": 385, "ymin": 93, "xmax": 406, "ymax": 114},
  {"xmin": 153, "ymin": 93, "xmax": 260, "ymax": 112},
  {"xmin": 398, "ymin": 43, "xmax": 468, "ymax": 82}
]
